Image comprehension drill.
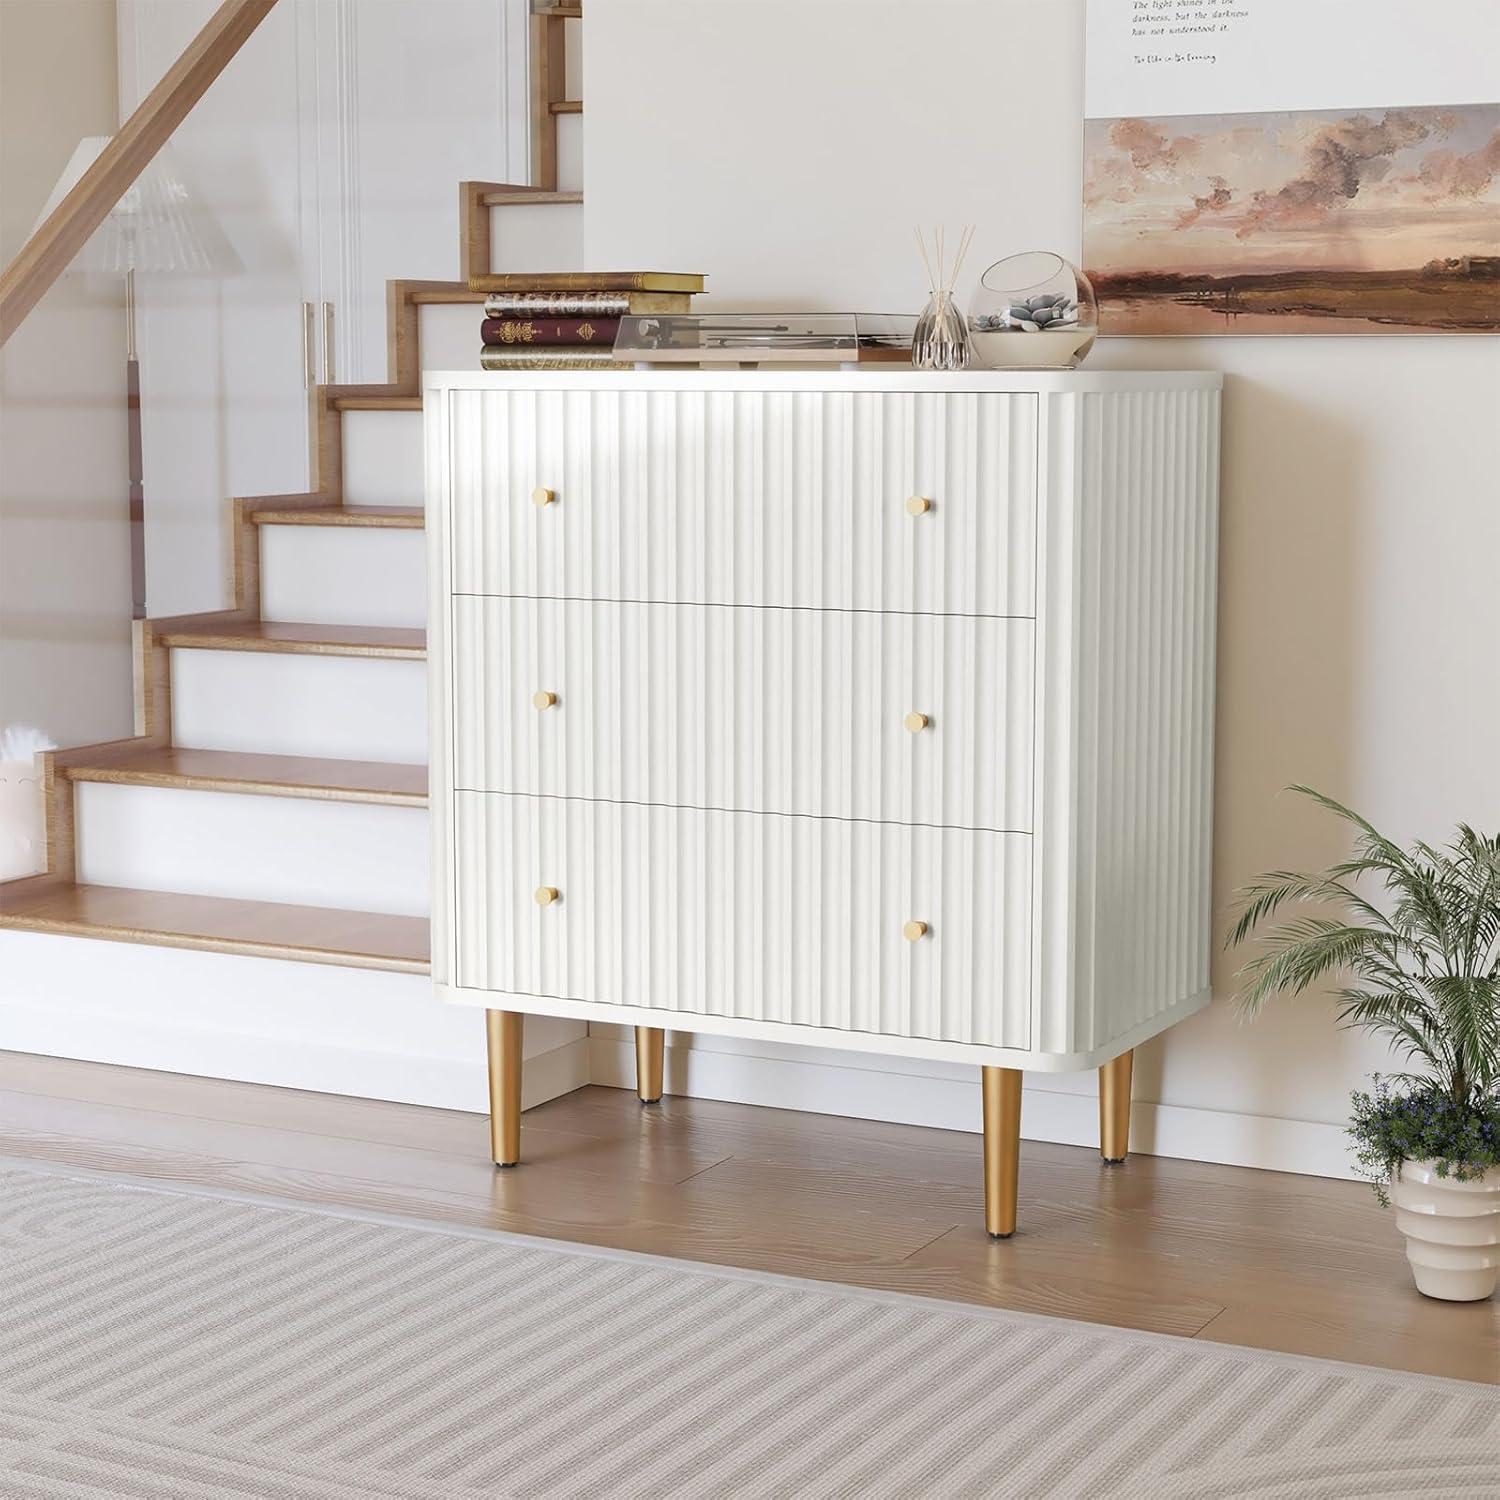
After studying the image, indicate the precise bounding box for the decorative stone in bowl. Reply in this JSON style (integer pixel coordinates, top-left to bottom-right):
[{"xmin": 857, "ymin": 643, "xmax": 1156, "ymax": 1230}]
[{"xmin": 970, "ymin": 251, "xmax": 1098, "ymax": 370}]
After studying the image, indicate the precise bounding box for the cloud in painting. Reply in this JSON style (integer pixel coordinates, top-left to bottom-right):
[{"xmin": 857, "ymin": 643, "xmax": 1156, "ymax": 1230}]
[
  {"xmin": 1177, "ymin": 177, "xmax": 1232, "ymax": 230},
  {"xmin": 1109, "ymin": 117, "xmax": 1198, "ymax": 172},
  {"xmin": 1082, "ymin": 101, "xmax": 1500, "ymax": 272},
  {"xmin": 1415, "ymin": 128, "xmax": 1500, "ymax": 198},
  {"xmin": 1237, "ymin": 110, "xmax": 1434, "ymax": 236}
]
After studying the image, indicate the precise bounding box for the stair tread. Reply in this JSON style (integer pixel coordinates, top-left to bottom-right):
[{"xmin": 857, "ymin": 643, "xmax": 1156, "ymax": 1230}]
[
  {"xmin": 0, "ymin": 883, "xmax": 430, "ymax": 973},
  {"xmin": 251, "ymin": 504, "xmax": 424, "ymax": 529},
  {"xmin": 158, "ymin": 620, "xmax": 426, "ymax": 659},
  {"xmin": 407, "ymin": 284, "xmax": 492, "ymax": 305},
  {"xmin": 481, "ymin": 189, "xmax": 583, "ymax": 207},
  {"xmin": 550, "ymin": 100, "xmax": 582, "ymax": 114},
  {"xmin": 64, "ymin": 746, "xmax": 427, "ymax": 805},
  {"xmin": 332, "ymin": 393, "xmax": 423, "ymax": 412}
]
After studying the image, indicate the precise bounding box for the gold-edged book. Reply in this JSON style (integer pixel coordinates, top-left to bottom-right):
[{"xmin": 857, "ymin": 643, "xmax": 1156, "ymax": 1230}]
[
  {"xmin": 480, "ymin": 347, "xmax": 632, "ymax": 371},
  {"xmin": 468, "ymin": 270, "xmax": 706, "ymax": 294},
  {"xmin": 482, "ymin": 291, "xmax": 695, "ymax": 318}
]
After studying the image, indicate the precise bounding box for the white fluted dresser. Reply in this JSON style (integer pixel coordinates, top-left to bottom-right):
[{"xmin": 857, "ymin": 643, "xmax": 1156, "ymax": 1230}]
[{"xmin": 426, "ymin": 370, "xmax": 1222, "ymax": 1236}]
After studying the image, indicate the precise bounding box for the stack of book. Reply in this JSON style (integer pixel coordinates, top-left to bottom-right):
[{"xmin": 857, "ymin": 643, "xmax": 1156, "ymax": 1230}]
[{"xmin": 473, "ymin": 271, "xmax": 706, "ymax": 371}]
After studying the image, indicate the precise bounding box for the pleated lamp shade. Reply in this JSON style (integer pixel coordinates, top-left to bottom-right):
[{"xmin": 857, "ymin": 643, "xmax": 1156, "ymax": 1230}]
[{"xmin": 32, "ymin": 136, "xmax": 239, "ymax": 275}]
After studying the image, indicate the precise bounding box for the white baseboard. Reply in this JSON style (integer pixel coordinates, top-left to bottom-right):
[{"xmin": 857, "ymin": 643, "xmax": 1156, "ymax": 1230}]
[
  {"xmin": 588, "ymin": 1030, "xmax": 1358, "ymax": 1181},
  {"xmin": 1, "ymin": 999, "xmax": 590, "ymax": 1115},
  {"xmin": 0, "ymin": 931, "xmax": 589, "ymax": 1115}
]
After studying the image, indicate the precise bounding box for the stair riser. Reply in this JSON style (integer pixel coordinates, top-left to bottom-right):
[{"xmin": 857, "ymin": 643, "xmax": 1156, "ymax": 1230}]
[
  {"xmin": 419, "ymin": 303, "xmax": 484, "ymax": 373},
  {"xmin": 488, "ymin": 199, "xmax": 584, "ymax": 276},
  {"xmin": 172, "ymin": 649, "xmax": 428, "ymax": 764},
  {"xmin": 557, "ymin": 110, "xmax": 583, "ymax": 196},
  {"xmin": 260, "ymin": 527, "xmax": 426, "ymax": 629},
  {"xmin": 342, "ymin": 410, "xmax": 424, "ymax": 506},
  {"xmin": 74, "ymin": 783, "xmax": 429, "ymax": 917},
  {"xmin": 563, "ymin": 15, "xmax": 581, "ymax": 101}
]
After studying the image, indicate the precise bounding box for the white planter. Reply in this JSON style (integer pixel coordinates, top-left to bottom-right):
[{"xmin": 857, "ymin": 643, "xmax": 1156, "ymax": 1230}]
[{"xmin": 1389, "ymin": 1158, "xmax": 1500, "ymax": 1301}]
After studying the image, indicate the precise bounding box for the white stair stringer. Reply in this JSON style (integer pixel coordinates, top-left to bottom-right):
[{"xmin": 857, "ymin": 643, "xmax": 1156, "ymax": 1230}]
[
  {"xmin": 74, "ymin": 783, "xmax": 430, "ymax": 917},
  {"xmin": 171, "ymin": 650, "xmax": 427, "ymax": 764}
]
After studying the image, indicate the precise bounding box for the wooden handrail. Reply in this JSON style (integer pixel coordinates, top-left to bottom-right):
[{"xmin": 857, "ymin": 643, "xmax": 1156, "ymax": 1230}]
[{"xmin": 0, "ymin": 0, "xmax": 279, "ymax": 346}]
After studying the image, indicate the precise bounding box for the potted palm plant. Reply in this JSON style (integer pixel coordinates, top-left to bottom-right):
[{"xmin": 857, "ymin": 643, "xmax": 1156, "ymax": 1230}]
[{"xmin": 1228, "ymin": 788, "xmax": 1500, "ymax": 1301}]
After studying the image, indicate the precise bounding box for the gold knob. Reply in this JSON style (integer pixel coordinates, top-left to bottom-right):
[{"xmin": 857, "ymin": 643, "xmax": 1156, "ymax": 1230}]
[
  {"xmin": 532, "ymin": 486, "xmax": 555, "ymax": 507},
  {"xmin": 533, "ymin": 690, "xmax": 558, "ymax": 710},
  {"xmin": 906, "ymin": 495, "xmax": 932, "ymax": 516},
  {"xmin": 904, "ymin": 711, "xmax": 930, "ymax": 733},
  {"xmin": 534, "ymin": 885, "xmax": 559, "ymax": 906},
  {"xmin": 903, "ymin": 920, "xmax": 929, "ymax": 942}
]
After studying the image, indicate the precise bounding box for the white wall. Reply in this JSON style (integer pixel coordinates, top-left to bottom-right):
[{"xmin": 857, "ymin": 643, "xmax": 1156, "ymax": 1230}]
[
  {"xmin": 584, "ymin": 0, "xmax": 1500, "ymax": 1176},
  {"xmin": 0, "ymin": 0, "xmax": 133, "ymax": 748}
]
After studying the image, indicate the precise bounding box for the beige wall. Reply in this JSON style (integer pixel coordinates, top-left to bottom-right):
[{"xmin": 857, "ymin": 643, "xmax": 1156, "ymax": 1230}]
[
  {"xmin": 0, "ymin": 0, "xmax": 132, "ymax": 747},
  {"xmin": 584, "ymin": 0, "xmax": 1500, "ymax": 1170}
]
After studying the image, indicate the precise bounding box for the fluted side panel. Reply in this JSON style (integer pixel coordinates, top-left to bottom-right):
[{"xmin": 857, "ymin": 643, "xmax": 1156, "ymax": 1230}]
[
  {"xmin": 427, "ymin": 389, "xmax": 456, "ymax": 985},
  {"xmin": 452, "ymin": 597, "xmax": 1035, "ymax": 832},
  {"xmin": 449, "ymin": 389, "xmax": 1037, "ymax": 616},
  {"xmin": 454, "ymin": 792, "xmax": 1032, "ymax": 1049},
  {"xmin": 1033, "ymin": 387, "xmax": 1221, "ymax": 1057}
]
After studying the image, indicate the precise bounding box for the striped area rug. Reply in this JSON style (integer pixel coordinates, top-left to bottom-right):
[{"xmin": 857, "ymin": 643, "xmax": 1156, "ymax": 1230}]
[{"xmin": 0, "ymin": 1163, "xmax": 1495, "ymax": 1499}]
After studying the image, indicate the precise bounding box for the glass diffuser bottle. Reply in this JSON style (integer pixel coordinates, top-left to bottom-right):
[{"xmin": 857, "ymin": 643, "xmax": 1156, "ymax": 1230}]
[
  {"xmin": 912, "ymin": 226, "xmax": 975, "ymax": 371},
  {"xmin": 912, "ymin": 290, "xmax": 971, "ymax": 371}
]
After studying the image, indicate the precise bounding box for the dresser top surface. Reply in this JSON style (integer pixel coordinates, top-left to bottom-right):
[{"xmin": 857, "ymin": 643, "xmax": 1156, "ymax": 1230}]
[{"xmin": 425, "ymin": 369, "xmax": 1223, "ymax": 396}]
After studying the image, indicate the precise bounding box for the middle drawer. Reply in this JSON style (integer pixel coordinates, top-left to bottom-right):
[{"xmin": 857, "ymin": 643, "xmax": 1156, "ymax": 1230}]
[{"xmin": 451, "ymin": 596, "xmax": 1035, "ymax": 832}]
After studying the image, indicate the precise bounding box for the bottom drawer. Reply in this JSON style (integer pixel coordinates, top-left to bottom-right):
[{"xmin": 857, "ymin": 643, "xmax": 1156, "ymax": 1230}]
[{"xmin": 452, "ymin": 792, "xmax": 1032, "ymax": 1050}]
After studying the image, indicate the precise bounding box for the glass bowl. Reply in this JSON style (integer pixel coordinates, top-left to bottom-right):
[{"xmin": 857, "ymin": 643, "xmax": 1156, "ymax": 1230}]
[{"xmin": 969, "ymin": 252, "xmax": 1097, "ymax": 369}]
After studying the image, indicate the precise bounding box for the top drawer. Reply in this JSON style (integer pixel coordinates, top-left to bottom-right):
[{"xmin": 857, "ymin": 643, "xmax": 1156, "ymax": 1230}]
[{"xmin": 447, "ymin": 388, "xmax": 1037, "ymax": 616}]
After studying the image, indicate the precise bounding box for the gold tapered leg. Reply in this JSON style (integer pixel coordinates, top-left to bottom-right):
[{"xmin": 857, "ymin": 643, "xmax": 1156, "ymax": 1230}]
[
  {"xmin": 486, "ymin": 1010, "xmax": 524, "ymax": 1167},
  {"xmin": 982, "ymin": 1066, "xmax": 1023, "ymax": 1239},
  {"xmin": 1099, "ymin": 1049, "xmax": 1133, "ymax": 1164},
  {"xmin": 635, "ymin": 1025, "xmax": 665, "ymax": 1104}
]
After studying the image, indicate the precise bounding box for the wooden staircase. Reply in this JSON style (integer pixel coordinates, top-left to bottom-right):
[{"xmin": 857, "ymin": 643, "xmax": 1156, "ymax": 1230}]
[{"xmin": 0, "ymin": 3, "xmax": 588, "ymax": 977}]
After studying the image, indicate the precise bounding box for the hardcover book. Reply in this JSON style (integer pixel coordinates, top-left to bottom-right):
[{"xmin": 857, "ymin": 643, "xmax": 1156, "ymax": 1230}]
[
  {"xmin": 482, "ymin": 291, "xmax": 694, "ymax": 318},
  {"xmin": 469, "ymin": 271, "xmax": 706, "ymax": 294},
  {"xmin": 480, "ymin": 317, "xmax": 621, "ymax": 346},
  {"xmin": 479, "ymin": 347, "xmax": 632, "ymax": 371}
]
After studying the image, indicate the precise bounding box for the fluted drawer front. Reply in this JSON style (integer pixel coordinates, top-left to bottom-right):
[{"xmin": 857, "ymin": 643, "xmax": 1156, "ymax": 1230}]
[
  {"xmin": 448, "ymin": 388, "xmax": 1037, "ymax": 615},
  {"xmin": 454, "ymin": 792, "xmax": 1031, "ymax": 1048},
  {"xmin": 452, "ymin": 596, "xmax": 1035, "ymax": 832}
]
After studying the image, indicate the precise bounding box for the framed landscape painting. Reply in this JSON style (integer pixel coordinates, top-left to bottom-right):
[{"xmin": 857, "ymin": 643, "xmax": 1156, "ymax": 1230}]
[{"xmin": 1083, "ymin": 0, "xmax": 1500, "ymax": 335}]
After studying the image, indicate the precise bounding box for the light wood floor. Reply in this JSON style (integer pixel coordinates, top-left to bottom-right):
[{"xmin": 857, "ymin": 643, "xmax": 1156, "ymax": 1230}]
[{"xmin": 0, "ymin": 1051, "xmax": 1494, "ymax": 1384}]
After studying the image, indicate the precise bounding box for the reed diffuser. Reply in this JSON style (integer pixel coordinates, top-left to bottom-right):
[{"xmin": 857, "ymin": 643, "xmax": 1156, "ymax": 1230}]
[{"xmin": 913, "ymin": 225, "xmax": 974, "ymax": 371}]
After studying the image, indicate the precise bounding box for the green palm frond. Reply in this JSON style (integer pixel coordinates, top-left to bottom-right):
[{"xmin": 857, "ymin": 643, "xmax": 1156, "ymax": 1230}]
[
  {"xmin": 1224, "ymin": 871, "xmax": 1395, "ymax": 950},
  {"xmin": 1227, "ymin": 788, "xmax": 1500, "ymax": 1108},
  {"xmin": 1333, "ymin": 987, "xmax": 1445, "ymax": 1076},
  {"xmin": 1235, "ymin": 918, "xmax": 1394, "ymax": 1014}
]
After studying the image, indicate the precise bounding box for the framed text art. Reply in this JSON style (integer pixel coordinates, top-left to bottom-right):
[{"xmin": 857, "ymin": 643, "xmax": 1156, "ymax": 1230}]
[{"xmin": 1083, "ymin": 0, "xmax": 1500, "ymax": 335}]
